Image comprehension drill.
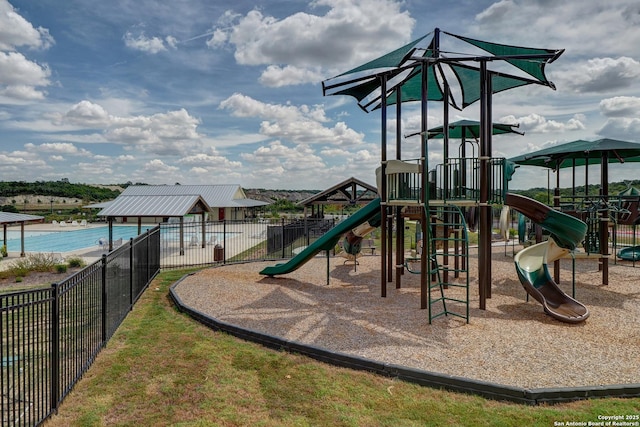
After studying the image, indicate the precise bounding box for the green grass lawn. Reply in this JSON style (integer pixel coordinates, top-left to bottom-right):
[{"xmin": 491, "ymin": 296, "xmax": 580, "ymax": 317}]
[{"xmin": 44, "ymin": 269, "xmax": 640, "ymax": 426}]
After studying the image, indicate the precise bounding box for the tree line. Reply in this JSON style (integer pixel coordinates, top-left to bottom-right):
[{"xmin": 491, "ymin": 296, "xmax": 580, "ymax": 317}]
[{"xmin": 0, "ymin": 180, "xmax": 122, "ymax": 202}]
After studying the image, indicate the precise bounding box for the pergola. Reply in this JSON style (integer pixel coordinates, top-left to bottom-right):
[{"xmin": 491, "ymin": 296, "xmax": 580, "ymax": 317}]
[{"xmin": 297, "ymin": 177, "xmax": 378, "ymax": 218}]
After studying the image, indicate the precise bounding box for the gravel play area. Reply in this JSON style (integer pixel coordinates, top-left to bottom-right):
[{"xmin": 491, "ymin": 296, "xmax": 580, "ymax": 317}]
[{"xmin": 173, "ymin": 245, "xmax": 640, "ymax": 390}]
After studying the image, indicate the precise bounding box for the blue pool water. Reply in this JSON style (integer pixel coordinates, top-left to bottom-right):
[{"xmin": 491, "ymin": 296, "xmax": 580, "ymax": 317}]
[{"xmin": 3, "ymin": 225, "xmax": 156, "ymax": 253}]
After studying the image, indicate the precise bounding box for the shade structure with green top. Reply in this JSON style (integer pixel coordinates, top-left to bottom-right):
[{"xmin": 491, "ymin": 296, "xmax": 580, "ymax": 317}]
[
  {"xmin": 322, "ymin": 27, "xmax": 564, "ymax": 313},
  {"xmin": 508, "ymin": 138, "xmax": 640, "ymax": 169},
  {"xmin": 322, "ymin": 29, "xmax": 563, "ymax": 112},
  {"xmin": 425, "ymin": 119, "xmax": 523, "ymax": 140}
]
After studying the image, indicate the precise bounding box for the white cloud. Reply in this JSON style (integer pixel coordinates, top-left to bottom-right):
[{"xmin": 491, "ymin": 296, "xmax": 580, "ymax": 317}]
[
  {"xmin": 205, "ymin": 28, "xmax": 228, "ymax": 49},
  {"xmin": 259, "ymin": 65, "xmax": 325, "ymax": 87},
  {"xmin": 597, "ymin": 118, "xmax": 640, "ymax": 141},
  {"xmin": 55, "ymin": 101, "xmax": 203, "ymax": 155},
  {"xmin": 219, "ymin": 93, "xmax": 364, "ymax": 146},
  {"xmin": 475, "ymin": 0, "xmax": 513, "ymax": 22},
  {"xmin": 143, "ymin": 159, "xmax": 179, "ymax": 173},
  {"xmin": 471, "ymin": 1, "xmax": 640, "ymax": 59},
  {"xmin": 239, "ymin": 141, "xmax": 328, "ymax": 187},
  {"xmin": 0, "ymin": 84, "xmax": 45, "ymax": 100},
  {"xmin": 560, "ymin": 57, "xmax": 640, "ymax": 93},
  {"xmin": 63, "ymin": 100, "xmax": 110, "ymax": 127},
  {"xmin": 123, "ymin": 31, "xmax": 176, "ymax": 54},
  {"xmin": 177, "ymin": 151, "xmax": 242, "ymax": 170},
  {"xmin": 24, "ymin": 142, "xmax": 91, "ymax": 156},
  {"xmin": 0, "ymin": 51, "xmax": 50, "ymax": 86},
  {"xmin": 0, "ymin": 51, "xmax": 51, "ymax": 102},
  {"xmin": 0, "ymin": 0, "xmax": 54, "ymax": 50},
  {"xmin": 209, "ymin": 0, "xmax": 415, "ymax": 86},
  {"xmin": 599, "ymin": 96, "xmax": 640, "ymax": 117},
  {"xmin": 500, "ymin": 113, "xmax": 586, "ymax": 134}
]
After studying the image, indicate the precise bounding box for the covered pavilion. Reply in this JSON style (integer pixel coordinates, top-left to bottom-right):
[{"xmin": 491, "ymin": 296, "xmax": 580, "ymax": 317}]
[
  {"xmin": 0, "ymin": 212, "xmax": 44, "ymax": 257},
  {"xmin": 97, "ymin": 185, "xmax": 269, "ymax": 253},
  {"xmin": 297, "ymin": 177, "xmax": 378, "ymax": 218}
]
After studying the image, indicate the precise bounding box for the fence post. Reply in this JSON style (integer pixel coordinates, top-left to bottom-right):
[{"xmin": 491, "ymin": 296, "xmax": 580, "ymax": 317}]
[
  {"xmin": 50, "ymin": 282, "xmax": 60, "ymax": 412},
  {"xmin": 129, "ymin": 238, "xmax": 134, "ymax": 307},
  {"xmin": 222, "ymin": 219, "xmax": 226, "ymax": 264},
  {"xmin": 281, "ymin": 217, "xmax": 285, "ymax": 259},
  {"xmin": 101, "ymin": 254, "xmax": 108, "ymax": 343},
  {"xmin": 146, "ymin": 229, "xmax": 151, "ymax": 283}
]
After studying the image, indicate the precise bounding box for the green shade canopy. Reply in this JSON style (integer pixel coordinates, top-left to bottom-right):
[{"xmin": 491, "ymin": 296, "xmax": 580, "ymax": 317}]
[
  {"xmin": 426, "ymin": 119, "xmax": 523, "ymax": 140},
  {"xmin": 508, "ymin": 138, "xmax": 640, "ymax": 169},
  {"xmin": 322, "ymin": 28, "xmax": 562, "ymax": 113}
]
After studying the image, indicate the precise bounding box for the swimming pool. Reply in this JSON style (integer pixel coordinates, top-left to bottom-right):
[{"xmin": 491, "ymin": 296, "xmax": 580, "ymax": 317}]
[
  {"xmin": 3, "ymin": 225, "xmax": 231, "ymax": 254},
  {"xmin": 3, "ymin": 225, "xmax": 156, "ymax": 253}
]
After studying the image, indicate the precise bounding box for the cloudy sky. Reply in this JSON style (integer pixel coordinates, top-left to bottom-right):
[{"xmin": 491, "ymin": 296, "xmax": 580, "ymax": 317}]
[{"xmin": 1, "ymin": 0, "xmax": 640, "ymax": 190}]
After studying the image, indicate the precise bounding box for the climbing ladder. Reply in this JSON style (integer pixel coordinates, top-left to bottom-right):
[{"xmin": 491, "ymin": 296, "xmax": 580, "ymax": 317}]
[{"xmin": 426, "ymin": 204, "xmax": 470, "ymax": 323}]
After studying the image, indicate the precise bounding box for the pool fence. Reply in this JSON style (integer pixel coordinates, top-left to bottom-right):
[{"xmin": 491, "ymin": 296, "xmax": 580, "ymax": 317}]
[{"xmin": 0, "ymin": 227, "xmax": 160, "ymax": 426}]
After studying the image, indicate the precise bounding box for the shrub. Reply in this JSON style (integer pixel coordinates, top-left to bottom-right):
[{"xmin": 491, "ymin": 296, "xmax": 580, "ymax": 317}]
[
  {"xmin": 55, "ymin": 264, "xmax": 68, "ymax": 274},
  {"xmin": 7, "ymin": 252, "xmax": 59, "ymax": 277},
  {"xmin": 26, "ymin": 253, "xmax": 59, "ymax": 272},
  {"xmin": 0, "ymin": 245, "xmax": 7, "ymax": 257},
  {"xmin": 66, "ymin": 256, "xmax": 86, "ymax": 268}
]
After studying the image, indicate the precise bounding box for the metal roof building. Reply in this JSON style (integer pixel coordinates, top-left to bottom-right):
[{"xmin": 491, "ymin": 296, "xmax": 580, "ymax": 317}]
[
  {"xmin": 96, "ymin": 185, "xmax": 270, "ymax": 252},
  {"xmin": 97, "ymin": 185, "xmax": 269, "ymax": 221}
]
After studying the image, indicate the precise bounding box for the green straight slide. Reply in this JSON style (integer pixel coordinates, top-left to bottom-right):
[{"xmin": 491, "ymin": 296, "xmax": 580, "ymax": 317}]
[
  {"xmin": 259, "ymin": 198, "xmax": 381, "ymax": 276},
  {"xmin": 505, "ymin": 193, "xmax": 590, "ymax": 323}
]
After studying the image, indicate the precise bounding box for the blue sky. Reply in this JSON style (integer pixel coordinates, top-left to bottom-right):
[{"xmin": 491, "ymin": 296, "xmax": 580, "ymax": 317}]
[{"xmin": 1, "ymin": 0, "xmax": 640, "ymax": 190}]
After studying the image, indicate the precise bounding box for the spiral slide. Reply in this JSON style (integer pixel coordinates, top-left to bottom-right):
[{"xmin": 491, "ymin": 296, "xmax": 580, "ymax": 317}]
[
  {"xmin": 259, "ymin": 198, "xmax": 381, "ymax": 276},
  {"xmin": 505, "ymin": 193, "xmax": 590, "ymax": 323}
]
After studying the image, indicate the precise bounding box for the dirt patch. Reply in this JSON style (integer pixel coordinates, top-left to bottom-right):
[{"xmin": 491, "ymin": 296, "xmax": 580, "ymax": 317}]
[{"xmin": 0, "ymin": 268, "xmax": 83, "ymax": 292}]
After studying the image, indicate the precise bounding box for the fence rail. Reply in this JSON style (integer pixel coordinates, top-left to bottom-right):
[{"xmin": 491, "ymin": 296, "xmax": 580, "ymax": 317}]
[
  {"xmin": 0, "ymin": 227, "xmax": 160, "ymax": 426},
  {"xmin": 159, "ymin": 217, "xmax": 336, "ymax": 269}
]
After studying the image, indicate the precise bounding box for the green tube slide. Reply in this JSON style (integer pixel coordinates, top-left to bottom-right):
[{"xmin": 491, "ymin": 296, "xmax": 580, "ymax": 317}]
[
  {"xmin": 505, "ymin": 193, "xmax": 590, "ymax": 323},
  {"xmin": 259, "ymin": 198, "xmax": 381, "ymax": 276}
]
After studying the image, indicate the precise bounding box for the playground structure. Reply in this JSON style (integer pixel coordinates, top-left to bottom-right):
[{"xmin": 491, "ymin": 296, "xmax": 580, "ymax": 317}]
[{"xmin": 262, "ymin": 28, "xmax": 640, "ymax": 324}]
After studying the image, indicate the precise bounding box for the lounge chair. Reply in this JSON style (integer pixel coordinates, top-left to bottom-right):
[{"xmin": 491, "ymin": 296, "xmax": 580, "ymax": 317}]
[
  {"xmin": 188, "ymin": 235, "xmax": 199, "ymax": 246},
  {"xmin": 59, "ymin": 221, "xmax": 67, "ymax": 227},
  {"xmin": 98, "ymin": 238, "xmax": 108, "ymax": 250},
  {"xmin": 80, "ymin": 219, "xmax": 88, "ymax": 227},
  {"xmin": 52, "ymin": 220, "xmax": 59, "ymax": 226},
  {"xmin": 71, "ymin": 220, "xmax": 79, "ymax": 226},
  {"xmin": 113, "ymin": 238, "xmax": 123, "ymax": 248}
]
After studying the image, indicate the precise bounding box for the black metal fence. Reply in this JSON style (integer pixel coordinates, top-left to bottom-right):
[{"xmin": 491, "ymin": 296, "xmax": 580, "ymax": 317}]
[
  {"xmin": 159, "ymin": 217, "xmax": 336, "ymax": 269},
  {"xmin": 0, "ymin": 227, "xmax": 160, "ymax": 426}
]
